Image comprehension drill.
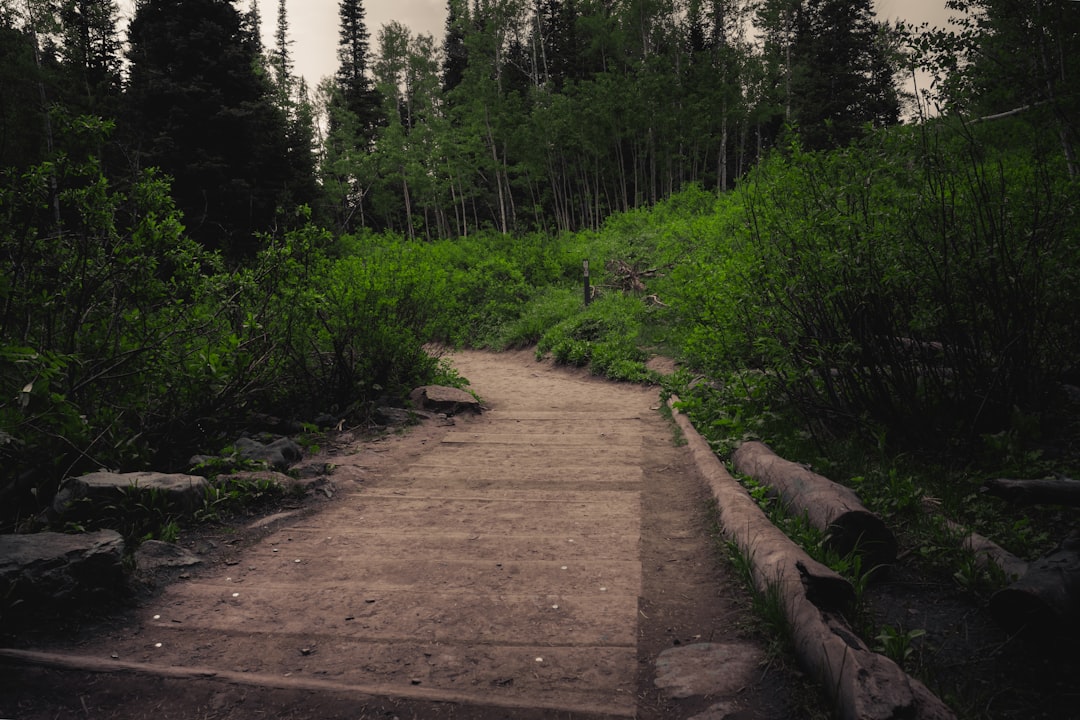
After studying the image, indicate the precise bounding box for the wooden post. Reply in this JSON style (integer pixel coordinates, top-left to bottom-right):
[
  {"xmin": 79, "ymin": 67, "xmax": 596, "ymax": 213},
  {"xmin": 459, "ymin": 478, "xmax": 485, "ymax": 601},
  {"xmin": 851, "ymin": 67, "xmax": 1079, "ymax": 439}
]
[{"xmin": 583, "ymin": 259, "xmax": 591, "ymax": 306}]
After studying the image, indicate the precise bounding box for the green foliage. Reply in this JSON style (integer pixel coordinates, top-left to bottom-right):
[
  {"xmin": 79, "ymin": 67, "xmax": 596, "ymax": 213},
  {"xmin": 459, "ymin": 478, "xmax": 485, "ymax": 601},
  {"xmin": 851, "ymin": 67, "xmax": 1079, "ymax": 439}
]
[
  {"xmin": 496, "ymin": 286, "xmax": 582, "ymax": 349},
  {"xmin": 874, "ymin": 625, "xmax": 926, "ymax": 669},
  {"xmin": 0, "ymin": 136, "xmax": 449, "ymax": 526},
  {"xmin": 197, "ymin": 472, "xmax": 290, "ymax": 525},
  {"xmin": 690, "ymin": 121, "xmax": 1080, "ymax": 449},
  {"xmin": 536, "ymin": 292, "xmax": 655, "ymax": 382}
]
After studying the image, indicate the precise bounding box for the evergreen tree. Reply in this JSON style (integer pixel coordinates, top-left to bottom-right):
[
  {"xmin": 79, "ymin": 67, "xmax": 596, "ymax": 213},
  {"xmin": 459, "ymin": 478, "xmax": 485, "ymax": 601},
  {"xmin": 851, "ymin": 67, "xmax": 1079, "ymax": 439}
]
[
  {"xmin": 921, "ymin": 0, "xmax": 1078, "ymax": 175},
  {"xmin": 442, "ymin": 0, "xmax": 469, "ymax": 93},
  {"xmin": 785, "ymin": 0, "xmax": 900, "ymax": 149},
  {"xmin": 124, "ymin": 0, "xmax": 294, "ymax": 256},
  {"xmin": 0, "ymin": 12, "xmax": 49, "ymax": 168},
  {"xmin": 58, "ymin": 0, "xmax": 122, "ymax": 114},
  {"xmin": 268, "ymin": 0, "xmax": 293, "ymax": 110},
  {"xmin": 334, "ymin": 0, "xmax": 382, "ymax": 145}
]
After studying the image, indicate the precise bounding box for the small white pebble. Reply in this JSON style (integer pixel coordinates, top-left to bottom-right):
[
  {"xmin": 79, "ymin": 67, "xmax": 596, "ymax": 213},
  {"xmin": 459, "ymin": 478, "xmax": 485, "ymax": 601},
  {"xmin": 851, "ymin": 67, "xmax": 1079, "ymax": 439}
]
[
  {"xmin": 232, "ymin": 592, "xmax": 240, "ymax": 598},
  {"xmin": 272, "ymin": 548, "xmax": 278, "ymax": 553},
  {"xmin": 152, "ymin": 614, "xmax": 160, "ymax": 620},
  {"xmin": 560, "ymin": 566, "xmax": 568, "ymax": 570},
  {"xmin": 552, "ymin": 604, "xmax": 559, "ymax": 609},
  {"xmin": 294, "ymin": 559, "xmax": 301, "ymax": 563},
  {"xmin": 600, "ymin": 587, "xmax": 607, "ymax": 592},
  {"xmin": 535, "ymin": 657, "xmax": 543, "ymax": 663},
  {"xmin": 154, "ymin": 643, "xmax": 162, "ymax": 648}
]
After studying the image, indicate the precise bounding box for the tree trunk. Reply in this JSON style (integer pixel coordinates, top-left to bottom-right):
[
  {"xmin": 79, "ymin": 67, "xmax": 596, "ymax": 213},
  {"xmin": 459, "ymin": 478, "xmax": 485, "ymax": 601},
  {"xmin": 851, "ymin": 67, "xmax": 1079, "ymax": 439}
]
[
  {"xmin": 669, "ymin": 398, "xmax": 955, "ymax": 720},
  {"xmin": 981, "ymin": 476, "xmax": 1080, "ymax": 506},
  {"xmin": 990, "ymin": 532, "xmax": 1080, "ymax": 636},
  {"xmin": 732, "ymin": 441, "xmax": 897, "ymax": 569},
  {"xmin": 923, "ymin": 500, "xmax": 1028, "ymax": 582}
]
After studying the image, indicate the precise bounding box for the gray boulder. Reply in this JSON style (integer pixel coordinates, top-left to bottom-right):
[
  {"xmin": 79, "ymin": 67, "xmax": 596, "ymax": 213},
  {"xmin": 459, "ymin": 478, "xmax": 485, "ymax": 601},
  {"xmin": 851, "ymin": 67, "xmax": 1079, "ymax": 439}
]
[
  {"xmin": 221, "ymin": 469, "xmax": 335, "ymax": 498},
  {"xmin": 52, "ymin": 471, "xmax": 209, "ymax": 519},
  {"xmin": 0, "ymin": 530, "xmax": 125, "ymax": 610},
  {"xmin": 375, "ymin": 406, "xmax": 418, "ymax": 426},
  {"xmin": 234, "ymin": 437, "xmax": 303, "ymax": 471},
  {"xmin": 134, "ymin": 540, "xmax": 203, "ymax": 573},
  {"xmin": 408, "ymin": 385, "xmax": 481, "ymax": 415}
]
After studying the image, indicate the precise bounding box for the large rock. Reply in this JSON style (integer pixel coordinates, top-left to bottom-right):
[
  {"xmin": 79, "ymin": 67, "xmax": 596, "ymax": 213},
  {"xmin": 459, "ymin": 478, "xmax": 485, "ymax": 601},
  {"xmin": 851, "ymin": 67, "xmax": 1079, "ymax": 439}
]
[
  {"xmin": 0, "ymin": 530, "xmax": 125, "ymax": 610},
  {"xmin": 134, "ymin": 540, "xmax": 203, "ymax": 573},
  {"xmin": 221, "ymin": 470, "xmax": 336, "ymax": 498},
  {"xmin": 52, "ymin": 471, "xmax": 209, "ymax": 519},
  {"xmin": 233, "ymin": 437, "xmax": 303, "ymax": 471},
  {"xmin": 409, "ymin": 385, "xmax": 481, "ymax": 415}
]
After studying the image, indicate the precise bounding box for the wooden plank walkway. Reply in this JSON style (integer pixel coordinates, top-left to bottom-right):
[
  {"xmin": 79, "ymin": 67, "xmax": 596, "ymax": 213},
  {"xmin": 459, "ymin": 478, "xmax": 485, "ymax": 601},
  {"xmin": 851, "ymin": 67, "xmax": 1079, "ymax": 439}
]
[{"xmin": 3, "ymin": 350, "xmax": 688, "ymax": 718}]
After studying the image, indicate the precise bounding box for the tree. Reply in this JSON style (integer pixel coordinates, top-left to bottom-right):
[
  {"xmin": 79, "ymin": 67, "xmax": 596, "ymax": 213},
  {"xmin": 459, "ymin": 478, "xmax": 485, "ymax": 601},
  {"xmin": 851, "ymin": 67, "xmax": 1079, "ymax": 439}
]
[
  {"xmin": 268, "ymin": 0, "xmax": 293, "ymax": 110},
  {"xmin": 442, "ymin": 0, "xmax": 469, "ymax": 93},
  {"xmin": 0, "ymin": 12, "xmax": 49, "ymax": 168},
  {"xmin": 753, "ymin": 0, "xmax": 901, "ymax": 150},
  {"xmin": 334, "ymin": 0, "xmax": 382, "ymax": 144},
  {"xmin": 124, "ymin": 0, "xmax": 295, "ymax": 256},
  {"xmin": 57, "ymin": 0, "xmax": 122, "ymax": 114},
  {"xmin": 915, "ymin": 0, "xmax": 1079, "ymax": 176},
  {"xmin": 784, "ymin": 0, "xmax": 900, "ymax": 149}
]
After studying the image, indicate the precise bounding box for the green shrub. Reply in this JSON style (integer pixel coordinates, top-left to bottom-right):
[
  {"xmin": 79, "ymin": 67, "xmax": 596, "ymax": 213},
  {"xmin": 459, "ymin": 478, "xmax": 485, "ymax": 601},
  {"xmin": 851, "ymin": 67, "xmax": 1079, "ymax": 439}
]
[
  {"xmin": 706, "ymin": 123, "xmax": 1080, "ymax": 448},
  {"xmin": 536, "ymin": 292, "xmax": 654, "ymax": 381}
]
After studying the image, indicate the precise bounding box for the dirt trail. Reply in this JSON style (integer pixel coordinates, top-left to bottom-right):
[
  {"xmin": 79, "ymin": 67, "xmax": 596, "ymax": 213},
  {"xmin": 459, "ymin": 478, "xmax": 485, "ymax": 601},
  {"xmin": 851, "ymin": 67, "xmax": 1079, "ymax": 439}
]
[{"xmin": 2, "ymin": 350, "xmax": 805, "ymax": 719}]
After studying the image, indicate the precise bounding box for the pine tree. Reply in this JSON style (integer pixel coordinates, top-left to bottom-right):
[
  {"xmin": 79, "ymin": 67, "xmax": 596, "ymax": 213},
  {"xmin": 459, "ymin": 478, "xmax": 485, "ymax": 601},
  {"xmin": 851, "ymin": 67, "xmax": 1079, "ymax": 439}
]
[
  {"xmin": 441, "ymin": 0, "xmax": 469, "ymax": 93},
  {"xmin": 124, "ymin": 0, "xmax": 294, "ymax": 256},
  {"xmin": 0, "ymin": 10, "xmax": 50, "ymax": 168},
  {"xmin": 786, "ymin": 0, "xmax": 899, "ymax": 148},
  {"xmin": 334, "ymin": 0, "xmax": 382, "ymax": 144},
  {"xmin": 58, "ymin": 0, "xmax": 122, "ymax": 113},
  {"xmin": 755, "ymin": 0, "xmax": 898, "ymax": 150},
  {"xmin": 268, "ymin": 0, "xmax": 294, "ymax": 110}
]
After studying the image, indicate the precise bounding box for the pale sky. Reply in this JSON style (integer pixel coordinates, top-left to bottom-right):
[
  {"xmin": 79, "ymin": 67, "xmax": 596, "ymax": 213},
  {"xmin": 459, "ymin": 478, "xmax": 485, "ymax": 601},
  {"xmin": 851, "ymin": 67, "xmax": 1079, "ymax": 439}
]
[{"xmin": 115, "ymin": 0, "xmax": 955, "ymax": 89}]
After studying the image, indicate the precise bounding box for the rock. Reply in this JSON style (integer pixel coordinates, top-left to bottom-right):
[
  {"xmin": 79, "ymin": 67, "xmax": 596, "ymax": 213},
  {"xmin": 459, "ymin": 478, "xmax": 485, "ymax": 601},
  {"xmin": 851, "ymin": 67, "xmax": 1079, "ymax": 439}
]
[
  {"xmin": 247, "ymin": 510, "xmax": 302, "ymax": 530},
  {"xmin": 375, "ymin": 406, "xmax": 417, "ymax": 426},
  {"xmin": 654, "ymin": 643, "xmax": 765, "ymax": 699},
  {"xmin": 234, "ymin": 437, "xmax": 303, "ymax": 471},
  {"xmin": 408, "ymin": 385, "xmax": 481, "ymax": 415},
  {"xmin": 0, "ymin": 530, "xmax": 125, "ymax": 611},
  {"xmin": 292, "ymin": 462, "xmax": 335, "ymax": 479},
  {"xmin": 219, "ymin": 469, "xmax": 294, "ymax": 489},
  {"xmin": 222, "ymin": 470, "xmax": 334, "ymax": 498},
  {"xmin": 52, "ymin": 471, "xmax": 209, "ymax": 519},
  {"xmin": 134, "ymin": 540, "xmax": 203, "ymax": 572}
]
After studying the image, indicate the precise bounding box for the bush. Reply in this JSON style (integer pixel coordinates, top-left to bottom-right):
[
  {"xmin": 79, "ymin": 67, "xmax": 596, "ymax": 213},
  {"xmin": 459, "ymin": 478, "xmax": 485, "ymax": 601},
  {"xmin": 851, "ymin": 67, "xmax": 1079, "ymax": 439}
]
[
  {"xmin": 536, "ymin": 292, "xmax": 654, "ymax": 382},
  {"xmin": 692, "ymin": 123, "xmax": 1080, "ymax": 448}
]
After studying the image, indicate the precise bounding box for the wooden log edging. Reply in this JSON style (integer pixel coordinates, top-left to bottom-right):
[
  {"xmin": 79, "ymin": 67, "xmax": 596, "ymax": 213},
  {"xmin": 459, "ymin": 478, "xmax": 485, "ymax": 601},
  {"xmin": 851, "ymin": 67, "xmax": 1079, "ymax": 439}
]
[
  {"xmin": 732, "ymin": 441, "xmax": 897, "ymax": 569},
  {"xmin": 981, "ymin": 476, "xmax": 1080, "ymax": 506},
  {"xmin": 669, "ymin": 397, "xmax": 955, "ymax": 720},
  {"xmin": 923, "ymin": 500, "xmax": 1029, "ymax": 583},
  {"xmin": 989, "ymin": 532, "xmax": 1080, "ymax": 636}
]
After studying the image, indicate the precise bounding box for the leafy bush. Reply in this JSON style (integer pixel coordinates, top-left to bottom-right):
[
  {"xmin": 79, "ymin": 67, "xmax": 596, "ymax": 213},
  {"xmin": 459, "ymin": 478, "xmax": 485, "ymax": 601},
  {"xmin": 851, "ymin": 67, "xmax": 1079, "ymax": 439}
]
[
  {"xmin": 692, "ymin": 123, "xmax": 1080, "ymax": 448},
  {"xmin": 536, "ymin": 292, "xmax": 655, "ymax": 382},
  {"xmin": 496, "ymin": 286, "xmax": 582, "ymax": 349},
  {"xmin": 0, "ymin": 132, "xmax": 450, "ymax": 527}
]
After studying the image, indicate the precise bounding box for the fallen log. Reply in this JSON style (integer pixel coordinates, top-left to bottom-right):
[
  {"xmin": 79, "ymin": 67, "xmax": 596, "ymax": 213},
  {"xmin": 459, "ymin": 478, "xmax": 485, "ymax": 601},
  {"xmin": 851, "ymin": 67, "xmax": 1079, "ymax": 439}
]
[
  {"xmin": 981, "ymin": 476, "xmax": 1080, "ymax": 506},
  {"xmin": 954, "ymin": 524, "xmax": 1029, "ymax": 583},
  {"xmin": 732, "ymin": 441, "xmax": 897, "ymax": 569},
  {"xmin": 990, "ymin": 532, "xmax": 1080, "ymax": 636},
  {"xmin": 921, "ymin": 499, "xmax": 1029, "ymax": 582},
  {"xmin": 669, "ymin": 398, "xmax": 955, "ymax": 720}
]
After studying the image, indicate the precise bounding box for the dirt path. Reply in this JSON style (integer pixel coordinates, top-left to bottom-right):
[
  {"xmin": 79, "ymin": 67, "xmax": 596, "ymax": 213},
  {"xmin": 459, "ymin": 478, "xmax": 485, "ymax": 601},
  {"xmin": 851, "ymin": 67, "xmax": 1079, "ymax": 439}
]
[{"xmin": 2, "ymin": 350, "xmax": 808, "ymax": 719}]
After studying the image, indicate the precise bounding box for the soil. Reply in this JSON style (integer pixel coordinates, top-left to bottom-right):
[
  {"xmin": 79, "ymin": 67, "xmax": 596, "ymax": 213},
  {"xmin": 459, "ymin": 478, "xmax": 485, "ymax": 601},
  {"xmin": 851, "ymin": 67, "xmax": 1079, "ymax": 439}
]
[{"xmin": 0, "ymin": 350, "xmax": 818, "ymax": 720}]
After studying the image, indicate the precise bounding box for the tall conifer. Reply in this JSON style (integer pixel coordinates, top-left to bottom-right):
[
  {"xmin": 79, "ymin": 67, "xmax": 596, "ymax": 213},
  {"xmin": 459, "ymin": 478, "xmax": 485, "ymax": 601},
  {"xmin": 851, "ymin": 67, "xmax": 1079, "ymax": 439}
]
[
  {"xmin": 125, "ymin": 0, "xmax": 293, "ymax": 256},
  {"xmin": 334, "ymin": 0, "xmax": 381, "ymax": 143}
]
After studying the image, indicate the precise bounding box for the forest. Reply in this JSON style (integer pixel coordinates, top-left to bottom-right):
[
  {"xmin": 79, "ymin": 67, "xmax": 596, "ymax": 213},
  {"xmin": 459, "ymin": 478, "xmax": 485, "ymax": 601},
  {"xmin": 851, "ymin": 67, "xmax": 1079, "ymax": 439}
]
[{"xmin": 1, "ymin": 0, "xmax": 1080, "ymax": 689}]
